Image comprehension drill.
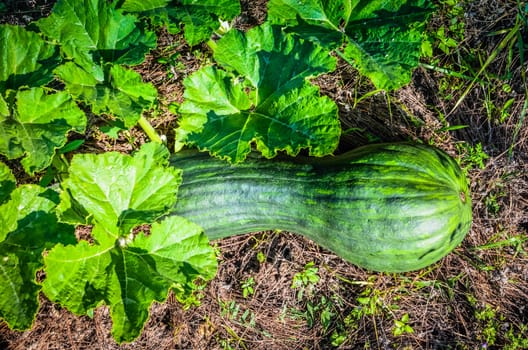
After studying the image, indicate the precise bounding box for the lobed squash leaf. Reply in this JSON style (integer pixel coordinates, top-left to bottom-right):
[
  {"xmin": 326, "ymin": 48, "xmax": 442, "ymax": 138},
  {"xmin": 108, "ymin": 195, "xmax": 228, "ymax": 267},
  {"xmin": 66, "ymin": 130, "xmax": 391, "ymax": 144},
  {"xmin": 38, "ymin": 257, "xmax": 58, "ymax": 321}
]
[
  {"xmin": 57, "ymin": 142, "xmax": 181, "ymax": 232},
  {"xmin": 36, "ymin": 0, "xmax": 157, "ymax": 80},
  {"xmin": 267, "ymin": 0, "xmax": 435, "ymax": 90},
  {"xmin": 55, "ymin": 63, "xmax": 158, "ymax": 128},
  {"xmin": 176, "ymin": 23, "xmax": 340, "ymax": 163},
  {"xmin": 47, "ymin": 142, "xmax": 217, "ymax": 343},
  {"xmin": 0, "ymin": 185, "xmax": 75, "ymax": 331},
  {"xmin": 120, "ymin": 0, "xmax": 241, "ymax": 46},
  {"xmin": 0, "ymin": 94, "xmax": 8, "ymax": 117},
  {"xmin": 0, "ymin": 161, "xmax": 15, "ymax": 205},
  {"xmin": 43, "ymin": 216, "xmax": 217, "ymax": 343},
  {"xmin": 0, "ymin": 24, "xmax": 60, "ymax": 92},
  {"xmin": 0, "ymin": 88, "xmax": 86, "ymax": 175},
  {"xmin": 119, "ymin": 0, "xmax": 170, "ymax": 12}
]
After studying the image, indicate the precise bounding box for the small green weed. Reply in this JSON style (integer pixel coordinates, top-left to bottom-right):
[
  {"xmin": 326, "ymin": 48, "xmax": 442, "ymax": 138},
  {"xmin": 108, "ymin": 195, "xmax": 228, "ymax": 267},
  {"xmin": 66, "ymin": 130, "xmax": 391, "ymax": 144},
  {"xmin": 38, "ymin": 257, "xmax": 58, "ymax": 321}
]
[
  {"xmin": 241, "ymin": 277, "xmax": 255, "ymax": 299},
  {"xmin": 329, "ymin": 311, "xmax": 359, "ymax": 347},
  {"xmin": 484, "ymin": 192, "xmax": 501, "ymax": 215},
  {"xmin": 423, "ymin": 0, "xmax": 465, "ymax": 58},
  {"xmin": 504, "ymin": 324, "xmax": 528, "ymax": 350},
  {"xmin": 475, "ymin": 234, "xmax": 527, "ymax": 253},
  {"xmin": 219, "ymin": 299, "xmax": 256, "ymax": 328},
  {"xmin": 329, "ymin": 283, "xmax": 389, "ymax": 347},
  {"xmin": 289, "ymin": 295, "xmax": 336, "ymax": 330},
  {"xmin": 476, "ymin": 304, "xmax": 502, "ymax": 347},
  {"xmin": 256, "ymin": 251, "xmax": 267, "ymax": 264},
  {"xmin": 353, "ymin": 287, "xmax": 384, "ymax": 318},
  {"xmin": 392, "ymin": 313, "xmax": 414, "ymax": 336},
  {"xmin": 499, "ymin": 97, "xmax": 516, "ymax": 123},
  {"xmin": 291, "ymin": 262, "xmax": 320, "ymax": 301},
  {"xmin": 457, "ymin": 142, "xmax": 489, "ymax": 169},
  {"xmin": 159, "ymin": 53, "xmax": 187, "ymax": 79}
]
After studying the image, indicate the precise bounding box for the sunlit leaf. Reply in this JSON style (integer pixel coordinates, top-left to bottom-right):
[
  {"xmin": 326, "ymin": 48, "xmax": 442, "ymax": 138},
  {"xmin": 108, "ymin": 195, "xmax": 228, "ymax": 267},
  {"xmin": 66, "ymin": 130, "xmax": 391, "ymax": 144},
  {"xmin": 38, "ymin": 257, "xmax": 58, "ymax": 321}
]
[
  {"xmin": 0, "ymin": 186, "xmax": 75, "ymax": 330},
  {"xmin": 0, "ymin": 88, "xmax": 86, "ymax": 175},
  {"xmin": 176, "ymin": 23, "xmax": 340, "ymax": 162},
  {"xmin": 268, "ymin": 0, "xmax": 434, "ymax": 90}
]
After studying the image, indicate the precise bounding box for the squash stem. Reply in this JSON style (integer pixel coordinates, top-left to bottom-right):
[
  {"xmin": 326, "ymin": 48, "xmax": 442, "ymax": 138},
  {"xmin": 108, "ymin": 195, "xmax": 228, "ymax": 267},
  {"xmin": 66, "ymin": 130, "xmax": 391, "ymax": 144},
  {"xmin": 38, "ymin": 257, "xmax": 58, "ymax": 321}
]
[{"xmin": 138, "ymin": 115, "xmax": 164, "ymax": 144}]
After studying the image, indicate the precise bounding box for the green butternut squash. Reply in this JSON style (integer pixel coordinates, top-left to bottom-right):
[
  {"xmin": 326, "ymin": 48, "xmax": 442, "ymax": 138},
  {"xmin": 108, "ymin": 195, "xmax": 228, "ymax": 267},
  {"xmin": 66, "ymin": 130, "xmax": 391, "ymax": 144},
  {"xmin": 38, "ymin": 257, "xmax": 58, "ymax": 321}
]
[{"xmin": 171, "ymin": 143, "xmax": 472, "ymax": 272}]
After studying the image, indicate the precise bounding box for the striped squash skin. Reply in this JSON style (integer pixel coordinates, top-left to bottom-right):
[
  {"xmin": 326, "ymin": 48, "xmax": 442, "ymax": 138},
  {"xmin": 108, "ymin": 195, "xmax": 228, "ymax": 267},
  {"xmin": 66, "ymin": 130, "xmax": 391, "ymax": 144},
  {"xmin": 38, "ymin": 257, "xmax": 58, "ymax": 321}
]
[{"xmin": 170, "ymin": 143, "xmax": 472, "ymax": 272}]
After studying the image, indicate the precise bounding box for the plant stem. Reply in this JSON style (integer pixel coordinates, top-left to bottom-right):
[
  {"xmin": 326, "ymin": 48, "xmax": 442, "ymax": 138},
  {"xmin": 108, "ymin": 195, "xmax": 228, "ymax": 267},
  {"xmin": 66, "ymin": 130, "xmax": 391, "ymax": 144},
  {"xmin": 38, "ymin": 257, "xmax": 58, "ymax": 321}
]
[
  {"xmin": 448, "ymin": 20, "xmax": 522, "ymax": 116},
  {"xmin": 509, "ymin": 9, "xmax": 526, "ymax": 158},
  {"xmin": 419, "ymin": 63, "xmax": 483, "ymax": 82},
  {"xmin": 137, "ymin": 115, "xmax": 163, "ymax": 144}
]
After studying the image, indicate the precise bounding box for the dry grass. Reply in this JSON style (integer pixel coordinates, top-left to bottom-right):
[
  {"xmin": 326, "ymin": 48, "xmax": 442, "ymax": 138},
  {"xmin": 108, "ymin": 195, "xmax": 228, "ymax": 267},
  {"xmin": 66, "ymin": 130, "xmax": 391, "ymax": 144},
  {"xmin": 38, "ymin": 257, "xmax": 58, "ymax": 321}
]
[{"xmin": 1, "ymin": 0, "xmax": 527, "ymax": 349}]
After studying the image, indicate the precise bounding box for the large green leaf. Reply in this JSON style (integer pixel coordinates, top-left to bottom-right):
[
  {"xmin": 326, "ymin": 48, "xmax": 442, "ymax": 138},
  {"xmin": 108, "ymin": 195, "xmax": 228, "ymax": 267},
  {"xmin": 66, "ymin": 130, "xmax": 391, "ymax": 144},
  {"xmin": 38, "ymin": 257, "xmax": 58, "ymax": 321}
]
[
  {"xmin": 0, "ymin": 24, "xmax": 59, "ymax": 91},
  {"xmin": 37, "ymin": 0, "xmax": 156, "ymax": 80},
  {"xmin": 55, "ymin": 63, "xmax": 157, "ymax": 127},
  {"xmin": 213, "ymin": 23, "xmax": 337, "ymax": 102},
  {"xmin": 0, "ymin": 185, "xmax": 75, "ymax": 330},
  {"xmin": 121, "ymin": 0, "xmax": 241, "ymax": 46},
  {"xmin": 57, "ymin": 142, "xmax": 181, "ymax": 233},
  {"xmin": 120, "ymin": 0, "xmax": 170, "ymax": 12},
  {"xmin": 0, "ymin": 94, "xmax": 8, "ymax": 117},
  {"xmin": 0, "ymin": 161, "xmax": 15, "ymax": 204},
  {"xmin": 0, "ymin": 88, "xmax": 86, "ymax": 175},
  {"xmin": 268, "ymin": 0, "xmax": 435, "ymax": 90},
  {"xmin": 43, "ymin": 216, "xmax": 217, "ymax": 343},
  {"xmin": 176, "ymin": 24, "xmax": 340, "ymax": 162},
  {"xmin": 47, "ymin": 143, "xmax": 216, "ymax": 343}
]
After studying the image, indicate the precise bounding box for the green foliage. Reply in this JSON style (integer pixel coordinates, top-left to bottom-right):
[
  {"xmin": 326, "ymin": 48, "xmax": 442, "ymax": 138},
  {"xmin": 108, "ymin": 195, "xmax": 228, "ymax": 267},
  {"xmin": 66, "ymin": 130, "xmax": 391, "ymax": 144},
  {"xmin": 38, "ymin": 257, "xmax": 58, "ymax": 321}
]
[
  {"xmin": 241, "ymin": 277, "xmax": 255, "ymax": 299},
  {"xmin": 291, "ymin": 262, "xmax": 320, "ymax": 301},
  {"xmin": 35, "ymin": 0, "xmax": 159, "ymax": 128},
  {"xmin": 424, "ymin": 0, "xmax": 465, "ymax": 57},
  {"xmin": 0, "ymin": 142, "xmax": 218, "ymax": 343},
  {"xmin": 36, "ymin": 0, "xmax": 156, "ymax": 79},
  {"xmin": 219, "ymin": 299, "xmax": 256, "ymax": 328},
  {"xmin": 457, "ymin": 142, "xmax": 489, "ymax": 170},
  {"xmin": 330, "ymin": 311, "xmax": 360, "ymax": 347},
  {"xmin": 0, "ymin": 25, "xmax": 86, "ymax": 175},
  {"xmin": 44, "ymin": 216, "xmax": 215, "ymax": 343},
  {"xmin": 0, "ymin": 88, "xmax": 86, "ymax": 174},
  {"xmin": 0, "ymin": 185, "xmax": 75, "ymax": 330},
  {"xmin": 55, "ymin": 62, "xmax": 157, "ymax": 128},
  {"xmin": 354, "ymin": 287, "xmax": 384, "ymax": 317},
  {"xmin": 475, "ymin": 233, "xmax": 527, "ymax": 256},
  {"xmin": 288, "ymin": 295, "xmax": 336, "ymax": 331},
  {"xmin": 0, "ymin": 161, "xmax": 15, "ymax": 204},
  {"xmin": 475, "ymin": 304, "xmax": 502, "ymax": 347},
  {"xmin": 504, "ymin": 324, "xmax": 528, "ymax": 350},
  {"xmin": 57, "ymin": 143, "xmax": 181, "ymax": 230},
  {"xmin": 44, "ymin": 143, "xmax": 217, "ymax": 343},
  {"xmin": 256, "ymin": 251, "xmax": 267, "ymax": 264},
  {"xmin": 121, "ymin": 0, "xmax": 241, "ymax": 46},
  {"xmin": 267, "ymin": 0, "xmax": 435, "ymax": 90},
  {"xmin": 393, "ymin": 313, "xmax": 414, "ymax": 336},
  {"xmin": 0, "ymin": 25, "xmax": 59, "ymax": 91},
  {"xmin": 176, "ymin": 23, "xmax": 340, "ymax": 162}
]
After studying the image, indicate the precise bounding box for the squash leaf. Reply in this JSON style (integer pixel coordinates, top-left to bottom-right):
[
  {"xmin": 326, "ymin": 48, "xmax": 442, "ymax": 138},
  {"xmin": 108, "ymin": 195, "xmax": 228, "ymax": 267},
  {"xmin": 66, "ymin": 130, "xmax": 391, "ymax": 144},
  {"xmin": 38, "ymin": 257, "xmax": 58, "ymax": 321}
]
[
  {"xmin": 36, "ymin": 0, "xmax": 156, "ymax": 80},
  {"xmin": 55, "ymin": 63, "xmax": 157, "ymax": 128},
  {"xmin": 57, "ymin": 142, "xmax": 180, "ymax": 232},
  {"xmin": 267, "ymin": 0, "xmax": 435, "ymax": 90},
  {"xmin": 0, "ymin": 24, "xmax": 59, "ymax": 91},
  {"xmin": 43, "ymin": 216, "xmax": 217, "ymax": 343},
  {"xmin": 0, "ymin": 88, "xmax": 86, "ymax": 175},
  {"xmin": 0, "ymin": 185, "xmax": 75, "ymax": 331},
  {"xmin": 120, "ymin": 0, "xmax": 241, "ymax": 46},
  {"xmin": 47, "ymin": 142, "xmax": 217, "ymax": 343},
  {"xmin": 176, "ymin": 23, "xmax": 340, "ymax": 163},
  {"xmin": 0, "ymin": 161, "xmax": 15, "ymax": 205}
]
